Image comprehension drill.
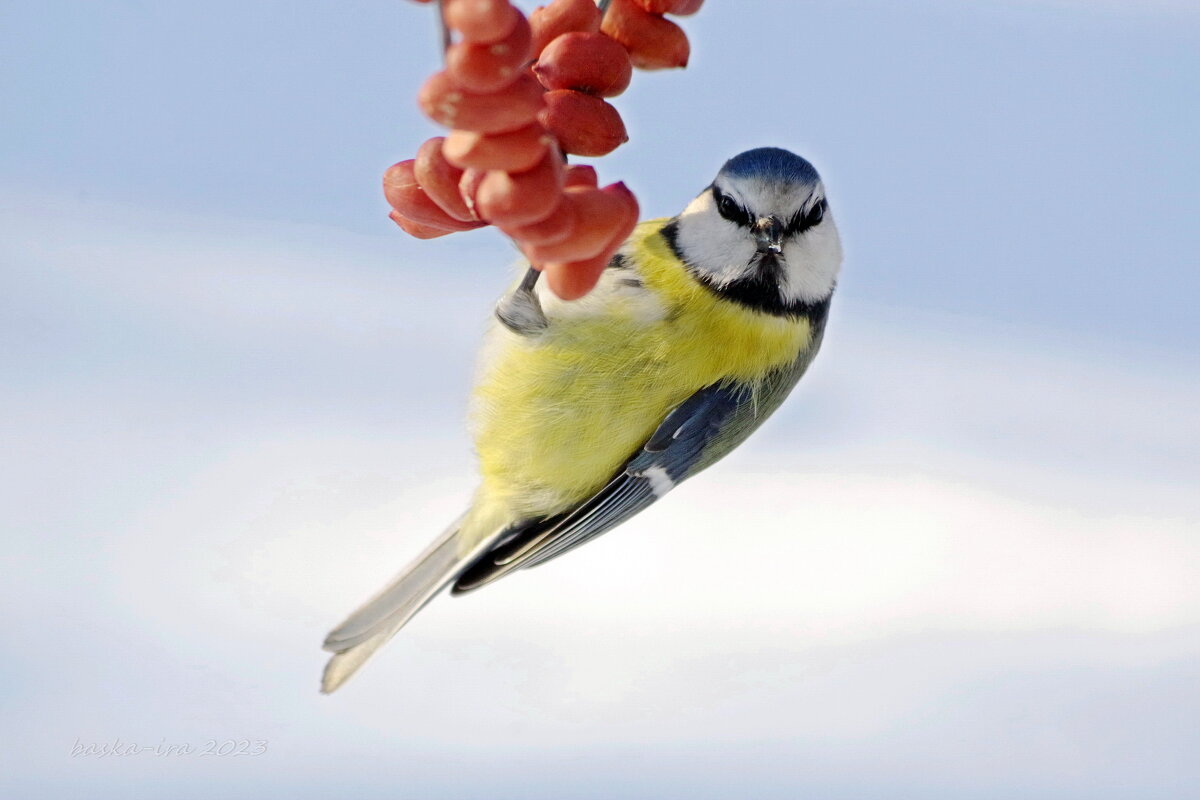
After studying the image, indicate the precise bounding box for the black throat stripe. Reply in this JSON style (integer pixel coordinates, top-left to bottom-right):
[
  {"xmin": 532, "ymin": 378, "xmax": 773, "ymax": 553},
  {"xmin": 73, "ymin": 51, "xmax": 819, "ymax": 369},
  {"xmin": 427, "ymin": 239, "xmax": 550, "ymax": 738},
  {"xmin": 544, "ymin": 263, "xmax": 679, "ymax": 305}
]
[{"xmin": 659, "ymin": 219, "xmax": 832, "ymax": 321}]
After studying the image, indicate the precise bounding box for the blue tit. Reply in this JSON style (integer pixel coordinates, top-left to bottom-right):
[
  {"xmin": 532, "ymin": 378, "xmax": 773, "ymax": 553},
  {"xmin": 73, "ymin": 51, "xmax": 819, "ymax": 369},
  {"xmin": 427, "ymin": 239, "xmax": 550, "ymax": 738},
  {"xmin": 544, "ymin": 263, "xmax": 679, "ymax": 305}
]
[{"xmin": 321, "ymin": 146, "xmax": 843, "ymax": 692}]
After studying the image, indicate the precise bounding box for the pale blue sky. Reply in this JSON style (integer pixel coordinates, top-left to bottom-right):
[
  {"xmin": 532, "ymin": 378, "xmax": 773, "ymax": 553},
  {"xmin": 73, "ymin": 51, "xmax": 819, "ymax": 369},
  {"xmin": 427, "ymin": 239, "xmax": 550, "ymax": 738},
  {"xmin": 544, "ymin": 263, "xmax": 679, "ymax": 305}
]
[
  {"xmin": 5, "ymin": 0, "xmax": 1200, "ymax": 349},
  {"xmin": 3, "ymin": 2, "xmax": 1199, "ymax": 798}
]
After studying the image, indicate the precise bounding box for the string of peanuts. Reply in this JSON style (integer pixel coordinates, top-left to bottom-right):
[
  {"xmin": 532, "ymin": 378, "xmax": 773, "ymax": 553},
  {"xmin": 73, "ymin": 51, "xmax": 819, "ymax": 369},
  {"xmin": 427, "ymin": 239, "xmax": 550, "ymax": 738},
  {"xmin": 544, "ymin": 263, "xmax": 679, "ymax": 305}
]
[{"xmin": 383, "ymin": 0, "xmax": 703, "ymax": 300}]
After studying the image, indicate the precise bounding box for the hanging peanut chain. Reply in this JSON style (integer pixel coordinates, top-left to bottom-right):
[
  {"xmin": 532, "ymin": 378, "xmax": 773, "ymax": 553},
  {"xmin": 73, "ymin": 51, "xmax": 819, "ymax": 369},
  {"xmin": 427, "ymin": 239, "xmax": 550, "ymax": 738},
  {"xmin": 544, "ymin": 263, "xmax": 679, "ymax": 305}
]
[{"xmin": 385, "ymin": 0, "xmax": 703, "ymax": 300}]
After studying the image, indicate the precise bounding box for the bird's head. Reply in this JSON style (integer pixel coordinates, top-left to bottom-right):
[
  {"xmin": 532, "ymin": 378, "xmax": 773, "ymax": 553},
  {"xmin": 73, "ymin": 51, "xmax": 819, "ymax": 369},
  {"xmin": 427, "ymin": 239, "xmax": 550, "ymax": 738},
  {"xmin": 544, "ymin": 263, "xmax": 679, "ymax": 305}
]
[{"xmin": 669, "ymin": 147, "xmax": 842, "ymax": 315}]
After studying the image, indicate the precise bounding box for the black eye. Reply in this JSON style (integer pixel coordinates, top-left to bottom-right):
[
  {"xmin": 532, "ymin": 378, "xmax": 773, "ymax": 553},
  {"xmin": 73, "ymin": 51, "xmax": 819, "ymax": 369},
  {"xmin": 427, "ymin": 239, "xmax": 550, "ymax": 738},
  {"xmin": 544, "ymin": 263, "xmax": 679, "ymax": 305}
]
[
  {"xmin": 712, "ymin": 187, "xmax": 750, "ymax": 227},
  {"xmin": 788, "ymin": 198, "xmax": 827, "ymax": 234},
  {"xmin": 807, "ymin": 198, "xmax": 826, "ymax": 226}
]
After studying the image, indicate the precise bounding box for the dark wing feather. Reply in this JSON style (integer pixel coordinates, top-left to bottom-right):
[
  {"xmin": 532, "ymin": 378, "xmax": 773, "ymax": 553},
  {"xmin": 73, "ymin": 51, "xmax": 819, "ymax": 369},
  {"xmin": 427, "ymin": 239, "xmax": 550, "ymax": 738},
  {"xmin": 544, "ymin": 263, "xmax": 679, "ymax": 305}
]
[{"xmin": 451, "ymin": 383, "xmax": 748, "ymax": 593}]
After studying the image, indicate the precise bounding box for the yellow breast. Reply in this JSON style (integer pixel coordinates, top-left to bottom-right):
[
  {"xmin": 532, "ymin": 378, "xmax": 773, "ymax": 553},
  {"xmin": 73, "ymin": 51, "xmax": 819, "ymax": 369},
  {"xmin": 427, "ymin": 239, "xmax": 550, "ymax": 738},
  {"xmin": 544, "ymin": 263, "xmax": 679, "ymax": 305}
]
[{"xmin": 470, "ymin": 219, "xmax": 812, "ymax": 521}]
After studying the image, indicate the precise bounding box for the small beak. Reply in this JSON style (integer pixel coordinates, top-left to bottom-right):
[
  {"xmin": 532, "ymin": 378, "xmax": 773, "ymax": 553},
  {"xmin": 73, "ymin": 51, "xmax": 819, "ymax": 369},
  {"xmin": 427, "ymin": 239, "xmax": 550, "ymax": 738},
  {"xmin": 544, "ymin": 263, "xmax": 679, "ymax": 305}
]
[{"xmin": 754, "ymin": 215, "xmax": 785, "ymax": 255}]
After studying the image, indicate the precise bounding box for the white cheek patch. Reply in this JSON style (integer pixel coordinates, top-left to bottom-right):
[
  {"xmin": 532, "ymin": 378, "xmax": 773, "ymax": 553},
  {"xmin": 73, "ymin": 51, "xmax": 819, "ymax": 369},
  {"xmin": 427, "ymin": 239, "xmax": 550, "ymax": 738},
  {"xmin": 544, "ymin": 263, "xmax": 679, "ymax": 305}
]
[
  {"xmin": 781, "ymin": 215, "xmax": 843, "ymax": 303},
  {"xmin": 676, "ymin": 194, "xmax": 758, "ymax": 285}
]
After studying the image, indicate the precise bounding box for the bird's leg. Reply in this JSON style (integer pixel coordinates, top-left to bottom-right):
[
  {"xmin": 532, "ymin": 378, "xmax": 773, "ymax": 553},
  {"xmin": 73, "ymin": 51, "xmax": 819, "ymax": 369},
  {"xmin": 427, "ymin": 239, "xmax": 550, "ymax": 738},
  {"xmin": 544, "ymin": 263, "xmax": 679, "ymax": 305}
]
[{"xmin": 495, "ymin": 266, "xmax": 549, "ymax": 336}]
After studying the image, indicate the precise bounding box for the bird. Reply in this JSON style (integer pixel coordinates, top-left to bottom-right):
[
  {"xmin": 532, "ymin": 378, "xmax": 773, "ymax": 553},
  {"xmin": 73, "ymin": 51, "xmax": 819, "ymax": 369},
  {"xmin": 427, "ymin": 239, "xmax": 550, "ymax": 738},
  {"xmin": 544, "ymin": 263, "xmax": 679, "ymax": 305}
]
[{"xmin": 321, "ymin": 146, "xmax": 843, "ymax": 693}]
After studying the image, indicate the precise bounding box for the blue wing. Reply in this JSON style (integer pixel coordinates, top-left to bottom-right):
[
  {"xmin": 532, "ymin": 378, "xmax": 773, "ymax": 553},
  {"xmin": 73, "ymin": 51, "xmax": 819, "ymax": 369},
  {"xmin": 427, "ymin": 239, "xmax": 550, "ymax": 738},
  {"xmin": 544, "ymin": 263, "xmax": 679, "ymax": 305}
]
[{"xmin": 451, "ymin": 382, "xmax": 751, "ymax": 593}]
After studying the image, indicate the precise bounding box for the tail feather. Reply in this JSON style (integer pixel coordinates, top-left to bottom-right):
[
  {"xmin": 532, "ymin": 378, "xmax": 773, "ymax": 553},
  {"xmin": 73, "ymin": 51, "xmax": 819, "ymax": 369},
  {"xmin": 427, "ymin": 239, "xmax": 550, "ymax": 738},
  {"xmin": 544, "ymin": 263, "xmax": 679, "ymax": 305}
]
[
  {"xmin": 321, "ymin": 516, "xmax": 472, "ymax": 694},
  {"xmin": 323, "ymin": 517, "xmax": 465, "ymax": 652}
]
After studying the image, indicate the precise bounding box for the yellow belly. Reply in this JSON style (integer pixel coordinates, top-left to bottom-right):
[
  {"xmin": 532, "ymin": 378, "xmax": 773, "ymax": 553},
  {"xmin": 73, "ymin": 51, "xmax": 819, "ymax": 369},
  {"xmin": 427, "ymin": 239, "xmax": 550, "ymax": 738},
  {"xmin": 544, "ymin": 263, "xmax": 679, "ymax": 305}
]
[{"xmin": 471, "ymin": 222, "xmax": 811, "ymax": 520}]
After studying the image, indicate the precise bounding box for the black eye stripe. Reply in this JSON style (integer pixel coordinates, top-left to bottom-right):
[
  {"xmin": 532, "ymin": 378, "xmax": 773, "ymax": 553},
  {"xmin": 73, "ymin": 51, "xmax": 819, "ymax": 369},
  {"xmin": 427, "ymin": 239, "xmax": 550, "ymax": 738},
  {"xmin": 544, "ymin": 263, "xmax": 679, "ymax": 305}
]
[
  {"xmin": 787, "ymin": 197, "xmax": 826, "ymax": 235},
  {"xmin": 712, "ymin": 186, "xmax": 752, "ymax": 227}
]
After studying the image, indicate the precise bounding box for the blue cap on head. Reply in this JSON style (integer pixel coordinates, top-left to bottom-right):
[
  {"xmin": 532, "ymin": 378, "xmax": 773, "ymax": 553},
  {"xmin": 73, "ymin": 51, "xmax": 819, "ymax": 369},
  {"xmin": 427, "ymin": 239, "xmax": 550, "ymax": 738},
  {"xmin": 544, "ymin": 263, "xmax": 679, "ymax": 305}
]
[{"xmin": 719, "ymin": 147, "xmax": 820, "ymax": 185}]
